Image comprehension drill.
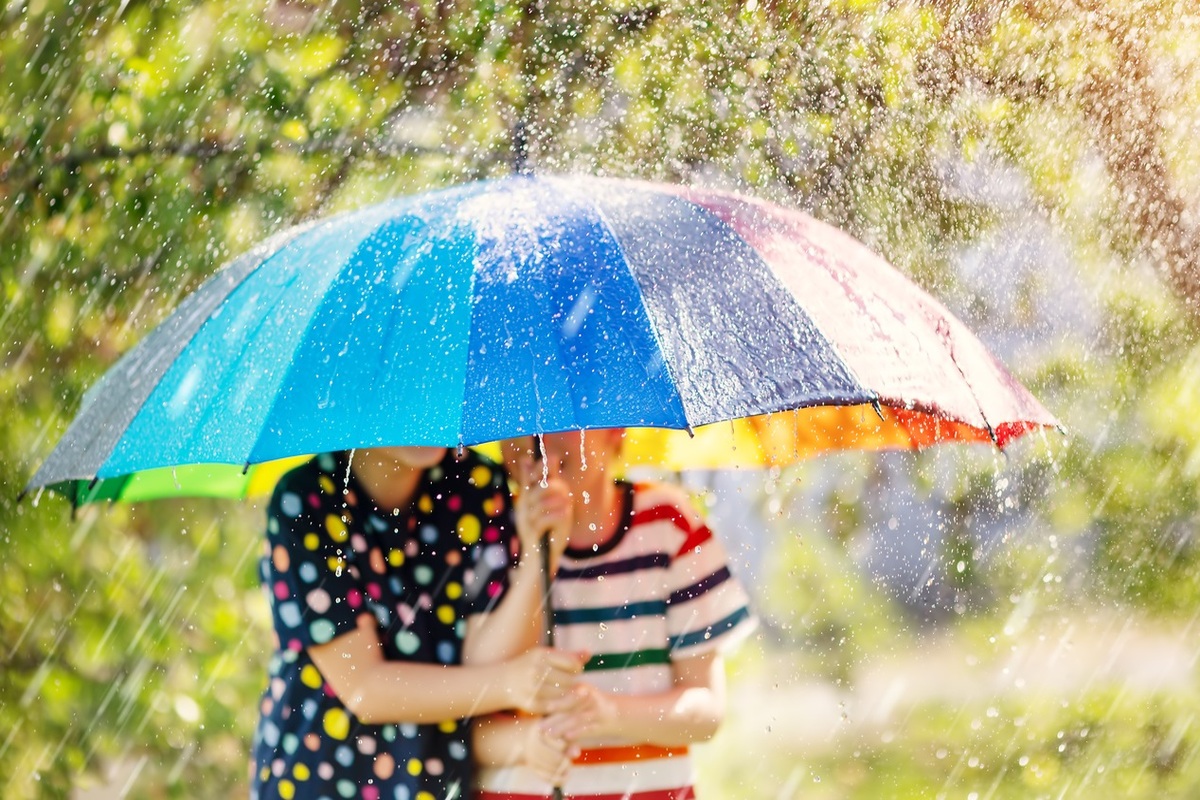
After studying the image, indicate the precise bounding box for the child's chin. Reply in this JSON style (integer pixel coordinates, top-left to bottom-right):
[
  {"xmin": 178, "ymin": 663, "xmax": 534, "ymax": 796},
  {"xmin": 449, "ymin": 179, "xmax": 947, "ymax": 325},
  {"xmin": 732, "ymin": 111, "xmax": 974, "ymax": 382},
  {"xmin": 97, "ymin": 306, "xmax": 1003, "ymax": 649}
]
[{"xmin": 393, "ymin": 446, "xmax": 448, "ymax": 468}]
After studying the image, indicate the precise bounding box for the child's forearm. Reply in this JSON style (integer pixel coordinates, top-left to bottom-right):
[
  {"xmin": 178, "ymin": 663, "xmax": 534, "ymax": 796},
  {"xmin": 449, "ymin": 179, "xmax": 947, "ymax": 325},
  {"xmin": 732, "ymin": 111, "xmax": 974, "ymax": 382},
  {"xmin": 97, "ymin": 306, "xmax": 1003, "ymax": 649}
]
[
  {"xmin": 550, "ymin": 653, "xmax": 726, "ymax": 747},
  {"xmin": 547, "ymin": 684, "xmax": 724, "ymax": 748},
  {"xmin": 597, "ymin": 686, "xmax": 723, "ymax": 747},
  {"xmin": 342, "ymin": 660, "xmax": 521, "ymax": 724},
  {"xmin": 473, "ymin": 713, "xmax": 533, "ymax": 766},
  {"xmin": 463, "ymin": 544, "xmax": 551, "ymax": 664},
  {"xmin": 309, "ymin": 614, "xmax": 584, "ymax": 725},
  {"xmin": 475, "ymin": 712, "xmax": 577, "ymax": 784}
]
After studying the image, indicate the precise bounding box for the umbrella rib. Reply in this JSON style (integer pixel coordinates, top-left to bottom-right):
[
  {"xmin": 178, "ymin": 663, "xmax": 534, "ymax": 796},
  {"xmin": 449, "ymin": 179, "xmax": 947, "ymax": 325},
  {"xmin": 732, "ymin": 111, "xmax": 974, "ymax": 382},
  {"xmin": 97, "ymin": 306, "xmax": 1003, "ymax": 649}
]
[{"xmin": 937, "ymin": 323, "xmax": 1000, "ymax": 446}]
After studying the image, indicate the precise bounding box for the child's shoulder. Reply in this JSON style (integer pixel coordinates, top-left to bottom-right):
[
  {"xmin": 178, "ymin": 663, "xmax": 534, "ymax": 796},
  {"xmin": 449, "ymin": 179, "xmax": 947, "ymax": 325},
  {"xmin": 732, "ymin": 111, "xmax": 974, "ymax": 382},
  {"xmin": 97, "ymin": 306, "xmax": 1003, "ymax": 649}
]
[
  {"xmin": 630, "ymin": 478, "xmax": 690, "ymax": 507},
  {"xmin": 272, "ymin": 454, "xmax": 330, "ymax": 499},
  {"xmin": 628, "ymin": 480, "xmax": 708, "ymax": 536}
]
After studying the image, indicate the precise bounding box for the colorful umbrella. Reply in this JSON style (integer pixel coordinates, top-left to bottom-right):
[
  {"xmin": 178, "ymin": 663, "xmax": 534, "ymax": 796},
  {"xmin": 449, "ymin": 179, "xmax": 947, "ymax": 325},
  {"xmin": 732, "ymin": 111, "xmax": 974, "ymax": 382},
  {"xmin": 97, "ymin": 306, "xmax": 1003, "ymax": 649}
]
[{"xmin": 25, "ymin": 174, "xmax": 1058, "ymax": 502}]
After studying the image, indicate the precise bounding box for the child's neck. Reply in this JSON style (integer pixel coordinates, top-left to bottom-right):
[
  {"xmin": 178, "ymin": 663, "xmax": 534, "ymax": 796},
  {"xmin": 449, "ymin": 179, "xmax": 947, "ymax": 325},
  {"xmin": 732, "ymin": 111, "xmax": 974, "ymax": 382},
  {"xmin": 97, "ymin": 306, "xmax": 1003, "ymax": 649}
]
[
  {"xmin": 568, "ymin": 477, "xmax": 624, "ymax": 551},
  {"xmin": 352, "ymin": 455, "xmax": 424, "ymax": 511}
]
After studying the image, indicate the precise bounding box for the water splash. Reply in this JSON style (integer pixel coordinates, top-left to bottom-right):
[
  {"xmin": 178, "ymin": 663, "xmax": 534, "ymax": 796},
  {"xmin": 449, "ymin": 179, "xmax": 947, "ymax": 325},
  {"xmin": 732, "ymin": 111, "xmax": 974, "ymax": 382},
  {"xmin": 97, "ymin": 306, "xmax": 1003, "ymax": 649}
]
[{"xmin": 537, "ymin": 434, "xmax": 548, "ymax": 488}]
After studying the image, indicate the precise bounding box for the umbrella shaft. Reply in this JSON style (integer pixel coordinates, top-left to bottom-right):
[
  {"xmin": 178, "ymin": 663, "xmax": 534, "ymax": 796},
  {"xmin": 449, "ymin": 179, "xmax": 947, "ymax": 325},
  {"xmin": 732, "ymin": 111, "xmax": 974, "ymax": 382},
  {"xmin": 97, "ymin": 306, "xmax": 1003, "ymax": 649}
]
[
  {"xmin": 541, "ymin": 532, "xmax": 555, "ymax": 647},
  {"xmin": 540, "ymin": 532, "xmax": 563, "ymax": 800}
]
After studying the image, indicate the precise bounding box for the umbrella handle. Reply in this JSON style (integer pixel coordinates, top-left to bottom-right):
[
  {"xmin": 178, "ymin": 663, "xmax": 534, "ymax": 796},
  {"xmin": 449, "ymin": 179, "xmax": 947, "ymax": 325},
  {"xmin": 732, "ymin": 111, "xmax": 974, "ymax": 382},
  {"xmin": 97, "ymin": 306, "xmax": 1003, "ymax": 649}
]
[
  {"xmin": 532, "ymin": 437, "xmax": 564, "ymax": 800},
  {"xmin": 533, "ymin": 433, "xmax": 554, "ymax": 652},
  {"xmin": 539, "ymin": 531, "xmax": 565, "ymax": 800},
  {"xmin": 541, "ymin": 531, "xmax": 555, "ymax": 648}
]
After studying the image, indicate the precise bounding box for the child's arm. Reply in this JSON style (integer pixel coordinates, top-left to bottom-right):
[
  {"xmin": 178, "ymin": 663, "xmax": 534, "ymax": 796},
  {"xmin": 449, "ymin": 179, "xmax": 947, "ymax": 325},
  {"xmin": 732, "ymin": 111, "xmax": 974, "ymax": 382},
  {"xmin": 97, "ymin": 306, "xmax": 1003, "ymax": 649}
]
[
  {"xmin": 473, "ymin": 712, "xmax": 576, "ymax": 784},
  {"xmin": 545, "ymin": 651, "xmax": 727, "ymax": 747},
  {"xmin": 463, "ymin": 461, "xmax": 573, "ymax": 665},
  {"xmin": 461, "ymin": 536, "xmax": 559, "ymax": 665},
  {"xmin": 308, "ymin": 613, "xmax": 586, "ymax": 724}
]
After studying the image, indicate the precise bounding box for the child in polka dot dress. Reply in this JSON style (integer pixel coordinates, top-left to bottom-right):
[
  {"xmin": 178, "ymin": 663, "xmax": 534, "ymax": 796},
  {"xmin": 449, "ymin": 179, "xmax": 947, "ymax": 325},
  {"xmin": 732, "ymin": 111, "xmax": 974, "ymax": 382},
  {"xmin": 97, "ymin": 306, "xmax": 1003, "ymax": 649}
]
[{"xmin": 252, "ymin": 446, "xmax": 586, "ymax": 800}]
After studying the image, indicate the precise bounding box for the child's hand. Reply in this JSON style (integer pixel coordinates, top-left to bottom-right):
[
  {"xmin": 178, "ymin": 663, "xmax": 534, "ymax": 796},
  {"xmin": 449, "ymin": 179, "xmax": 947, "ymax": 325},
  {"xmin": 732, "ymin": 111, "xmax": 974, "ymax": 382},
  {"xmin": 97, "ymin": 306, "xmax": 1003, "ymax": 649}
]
[
  {"xmin": 543, "ymin": 682, "xmax": 621, "ymax": 743},
  {"xmin": 517, "ymin": 720, "xmax": 579, "ymax": 786},
  {"xmin": 510, "ymin": 448, "xmax": 572, "ymax": 568},
  {"xmin": 502, "ymin": 647, "xmax": 588, "ymax": 715}
]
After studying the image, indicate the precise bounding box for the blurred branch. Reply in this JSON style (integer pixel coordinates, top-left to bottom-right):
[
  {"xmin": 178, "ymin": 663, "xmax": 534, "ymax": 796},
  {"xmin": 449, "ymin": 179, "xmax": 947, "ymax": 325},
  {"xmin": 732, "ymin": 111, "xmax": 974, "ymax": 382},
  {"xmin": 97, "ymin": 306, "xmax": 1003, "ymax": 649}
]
[
  {"xmin": 921, "ymin": 0, "xmax": 1200, "ymax": 326},
  {"xmin": 1075, "ymin": 3, "xmax": 1200, "ymax": 323},
  {"xmin": 0, "ymin": 136, "xmax": 450, "ymax": 188}
]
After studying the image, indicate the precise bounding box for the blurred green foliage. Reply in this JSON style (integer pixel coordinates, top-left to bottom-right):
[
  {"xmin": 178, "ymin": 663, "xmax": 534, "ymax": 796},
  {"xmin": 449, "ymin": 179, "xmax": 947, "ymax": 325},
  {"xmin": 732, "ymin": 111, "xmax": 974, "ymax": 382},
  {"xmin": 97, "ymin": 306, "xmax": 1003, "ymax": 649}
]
[
  {"xmin": 702, "ymin": 676, "xmax": 1200, "ymax": 797},
  {"xmin": 2, "ymin": 0, "xmax": 1199, "ymax": 795},
  {"xmin": 700, "ymin": 623, "xmax": 1200, "ymax": 798}
]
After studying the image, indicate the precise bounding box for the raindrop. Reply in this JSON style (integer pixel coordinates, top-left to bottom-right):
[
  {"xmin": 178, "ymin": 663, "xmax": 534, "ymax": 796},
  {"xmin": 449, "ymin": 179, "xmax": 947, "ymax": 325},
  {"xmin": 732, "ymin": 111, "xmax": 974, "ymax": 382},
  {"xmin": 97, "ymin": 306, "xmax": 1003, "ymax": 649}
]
[
  {"xmin": 344, "ymin": 449, "xmax": 355, "ymax": 492},
  {"xmin": 579, "ymin": 429, "xmax": 587, "ymax": 471}
]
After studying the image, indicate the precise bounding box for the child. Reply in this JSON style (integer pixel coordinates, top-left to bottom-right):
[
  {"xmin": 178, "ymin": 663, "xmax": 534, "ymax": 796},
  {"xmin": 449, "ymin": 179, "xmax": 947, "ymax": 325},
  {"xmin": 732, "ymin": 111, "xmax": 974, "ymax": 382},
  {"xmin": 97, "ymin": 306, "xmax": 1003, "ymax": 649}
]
[
  {"xmin": 474, "ymin": 430, "xmax": 757, "ymax": 799},
  {"xmin": 252, "ymin": 446, "xmax": 586, "ymax": 800}
]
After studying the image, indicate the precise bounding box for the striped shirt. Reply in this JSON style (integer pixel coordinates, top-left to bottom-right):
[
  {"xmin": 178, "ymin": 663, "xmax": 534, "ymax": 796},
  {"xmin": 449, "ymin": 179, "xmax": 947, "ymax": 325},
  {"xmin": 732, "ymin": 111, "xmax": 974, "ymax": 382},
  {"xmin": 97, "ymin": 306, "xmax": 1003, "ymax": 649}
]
[{"xmin": 475, "ymin": 481, "xmax": 756, "ymax": 800}]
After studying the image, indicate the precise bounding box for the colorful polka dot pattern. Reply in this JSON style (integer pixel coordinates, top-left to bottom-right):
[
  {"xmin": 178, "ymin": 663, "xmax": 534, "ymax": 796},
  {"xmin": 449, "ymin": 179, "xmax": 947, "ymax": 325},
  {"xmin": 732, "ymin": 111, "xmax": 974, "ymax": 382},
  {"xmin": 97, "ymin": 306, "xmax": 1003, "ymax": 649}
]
[{"xmin": 251, "ymin": 450, "xmax": 515, "ymax": 800}]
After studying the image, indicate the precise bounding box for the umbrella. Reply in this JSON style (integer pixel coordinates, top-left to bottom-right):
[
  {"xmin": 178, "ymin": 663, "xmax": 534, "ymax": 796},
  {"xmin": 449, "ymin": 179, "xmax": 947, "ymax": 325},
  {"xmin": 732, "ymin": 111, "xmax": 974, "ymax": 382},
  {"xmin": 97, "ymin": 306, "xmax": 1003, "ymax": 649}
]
[{"xmin": 25, "ymin": 173, "xmax": 1058, "ymax": 503}]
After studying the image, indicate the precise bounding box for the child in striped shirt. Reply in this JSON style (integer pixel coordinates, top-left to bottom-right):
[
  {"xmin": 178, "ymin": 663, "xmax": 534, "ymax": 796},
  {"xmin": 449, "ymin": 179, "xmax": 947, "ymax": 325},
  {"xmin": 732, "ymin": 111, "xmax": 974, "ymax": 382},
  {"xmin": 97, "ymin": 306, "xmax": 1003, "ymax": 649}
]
[{"xmin": 473, "ymin": 429, "xmax": 757, "ymax": 800}]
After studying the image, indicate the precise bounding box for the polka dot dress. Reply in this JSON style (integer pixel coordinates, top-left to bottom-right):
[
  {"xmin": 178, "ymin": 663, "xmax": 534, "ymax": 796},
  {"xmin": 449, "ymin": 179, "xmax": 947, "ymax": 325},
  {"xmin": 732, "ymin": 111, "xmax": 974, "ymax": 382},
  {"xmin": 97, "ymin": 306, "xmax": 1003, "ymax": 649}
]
[{"xmin": 251, "ymin": 450, "xmax": 515, "ymax": 800}]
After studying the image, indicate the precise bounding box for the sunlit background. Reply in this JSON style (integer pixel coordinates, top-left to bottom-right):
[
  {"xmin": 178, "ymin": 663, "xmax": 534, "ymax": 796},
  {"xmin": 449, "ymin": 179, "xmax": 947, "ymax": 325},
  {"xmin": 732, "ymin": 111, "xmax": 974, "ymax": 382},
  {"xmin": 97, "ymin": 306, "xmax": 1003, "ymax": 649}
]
[{"xmin": 3, "ymin": 1, "xmax": 1200, "ymax": 797}]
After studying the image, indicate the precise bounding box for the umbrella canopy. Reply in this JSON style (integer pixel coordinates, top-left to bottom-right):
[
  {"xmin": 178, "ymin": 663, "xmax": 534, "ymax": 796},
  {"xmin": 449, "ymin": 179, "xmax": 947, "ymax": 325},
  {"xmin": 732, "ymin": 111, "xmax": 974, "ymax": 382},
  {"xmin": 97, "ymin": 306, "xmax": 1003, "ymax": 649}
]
[{"xmin": 26, "ymin": 174, "xmax": 1058, "ymax": 503}]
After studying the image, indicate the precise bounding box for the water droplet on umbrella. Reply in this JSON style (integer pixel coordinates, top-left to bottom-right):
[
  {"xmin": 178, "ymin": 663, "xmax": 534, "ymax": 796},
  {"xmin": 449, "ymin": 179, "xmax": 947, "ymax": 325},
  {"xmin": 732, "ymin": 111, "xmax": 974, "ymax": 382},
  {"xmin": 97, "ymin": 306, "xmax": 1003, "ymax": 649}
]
[{"xmin": 537, "ymin": 434, "xmax": 549, "ymax": 487}]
